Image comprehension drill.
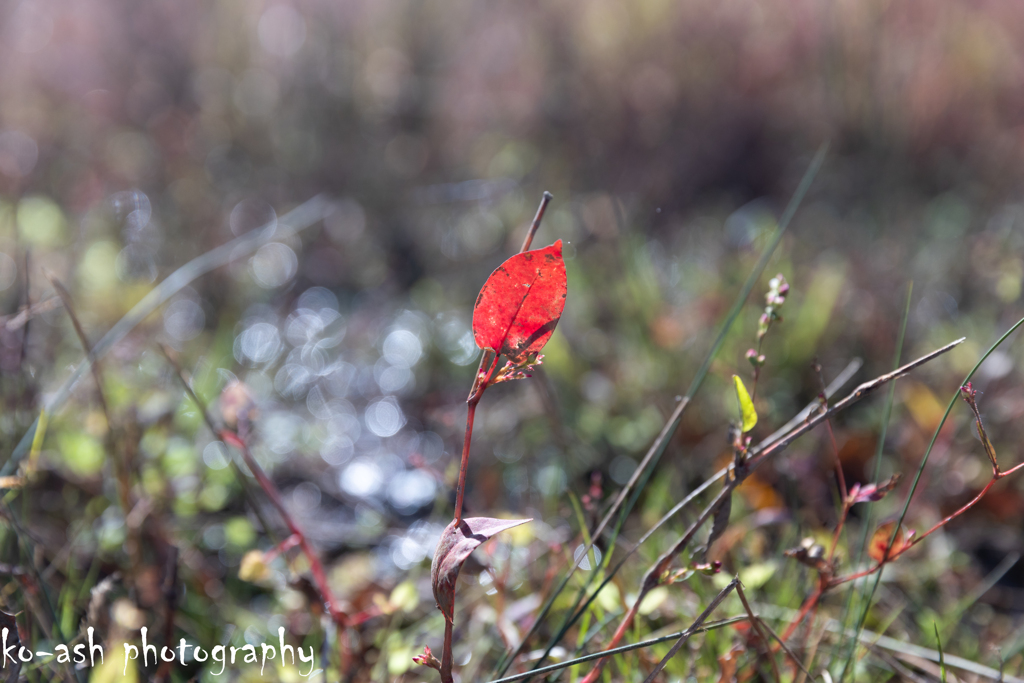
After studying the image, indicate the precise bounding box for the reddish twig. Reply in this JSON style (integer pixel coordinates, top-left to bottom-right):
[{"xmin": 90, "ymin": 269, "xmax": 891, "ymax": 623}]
[
  {"xmin": 578, "ymin": 338, "xmax": 963, "ymax": 682},
  {"xmin": 829, "ymin": 382, "xmax": 1024, "ymax": 589},
  {"xmin": 159, "ymin": 346, "xmax": 350, "ymax": 670},
  {"xmin": 219, "ymin": 430, "xmax": 347, "ymax": 628},
  {"xmin": 454, "ymin": 350, "xmax": 500, "ymax": 524}
]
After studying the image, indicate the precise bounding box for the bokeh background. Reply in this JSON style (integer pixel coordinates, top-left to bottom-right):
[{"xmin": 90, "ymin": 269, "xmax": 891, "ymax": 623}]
[{"xmin": 4, "ymin": 0, "xmax": 1024, "ymax": 680}]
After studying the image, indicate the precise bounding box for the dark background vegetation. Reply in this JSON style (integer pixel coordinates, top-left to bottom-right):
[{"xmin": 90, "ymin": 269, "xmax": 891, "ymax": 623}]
[{"xmin": 2, "ymin": 0, "xmax": 1024, "ymax": 680}]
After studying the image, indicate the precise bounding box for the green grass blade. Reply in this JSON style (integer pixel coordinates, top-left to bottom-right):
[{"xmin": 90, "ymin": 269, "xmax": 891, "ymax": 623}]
[
  {"xmin": 837, "ymin": 281, "xmax": 911, "ymax": 681},
  {"xmin": 935, "ymin": 623, "xmax": 947, "ymax": 683}
]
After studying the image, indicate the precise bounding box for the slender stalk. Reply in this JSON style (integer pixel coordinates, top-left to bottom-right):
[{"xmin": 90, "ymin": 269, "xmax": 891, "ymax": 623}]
[
  {"xmin": 440, "ymin": 621, "xmax": 454, "ymax": 683},
  {"xmin": 641, "ymin": 579, "xmax": 739, "ymax": 683},
  {"xmin": 735, "ymin": 581, "xmax": 781, "ymax": 682},
  {"xmin": 47, "ymin": 273, "xmax": 139, "ymax": 580},
  {"xmin": 160, "ymin": 347, "xmax": 349, "ymax": 670},
  {"xmin": 454, "ymin": 403, "xmax": 478, "ymax": 525},
  {"xmin": 441, "ymin": 192, "xmax": 555, "ymax": 681},
  {"xmin": 482, "ymin": 616, "xmax": 747, "ymax": 683},
  {"xmin": 520, "ymin": 192, "xmax": 554, "ymax": 253},
  {"xmin": 455, "ymin": 352, "xmax": 499, "ymax": 524},
  {"xmin": 220, "ymin": 430, "xmax": 346, "ymax": 627}
]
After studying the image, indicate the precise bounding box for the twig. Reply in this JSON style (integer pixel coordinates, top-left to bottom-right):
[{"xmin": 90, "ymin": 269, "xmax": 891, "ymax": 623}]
[
  {"xmin": 2, "ymin": 296, "xmax": 60, "ymax": 330},
  {"xmin": 454, "ymin": 350, "xmax": 500, "ymax": 524},
  {"xmin": 157, "ymin": 345, "xmax": 349, "ymax": 667},
  {"xmin": 736, "ymin": 581, "xmax": 781, "ymax": 682},
  {"xmin": 579, "ymin": 337, "xmax": 964, "ymax": 682},
  {"xmin": 44, "ymin": 273, "xmax": 110, "ymax": 420},
  {"xmin": 45, "ymin": 273, "xmax": 135, "ymax": 526},
  {"xmin": 758, "ymin": 619, "xmax": 817, "ymax": 682},
  {"xmin": 481, "ymin": 616, "xmax": 747, "ymax": 683},
  {"xmin": 641, "ymin": 579, "xmax": 739, "ymax": 683},
  {"xmin": 520, "ymin": 192, "xmax": 553, "ymax": 253},
  {"xmin": 443, "ymin": 192, "xmax": 557, "ymax": 681}
]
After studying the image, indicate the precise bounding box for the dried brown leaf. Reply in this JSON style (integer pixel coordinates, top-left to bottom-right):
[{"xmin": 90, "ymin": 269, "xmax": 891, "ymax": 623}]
[{"xmin": 431, "ymin": 517, "xmax": 531, "ymax": 622}]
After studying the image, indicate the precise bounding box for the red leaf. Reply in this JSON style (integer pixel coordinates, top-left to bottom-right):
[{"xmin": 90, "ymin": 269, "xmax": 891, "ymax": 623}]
[
  {"xmin": 430, "ymin": 517, "xmax": 531, "ymax": 622},
  {"xmin": 868, "ymin": 521, "xmax": 912, "ymax": 563},
  {"xmin": 472, "ymin": 241, "xmax": 567, "ymax": 363}
]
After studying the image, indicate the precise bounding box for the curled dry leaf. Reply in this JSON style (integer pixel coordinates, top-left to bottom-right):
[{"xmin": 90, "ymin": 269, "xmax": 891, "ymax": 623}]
[
  {"xmin": 868, "ymin": 521, "xmax": 913, "ymax": 563},
  {"xmin": 431, "ymin": 517, "xmax": 531, "ymax": 622},
  {"xmin": 472, "ymin": 241, "xmax": 567, "ymax": 364},
  {"xmin": 849, "ymin": 473, "xmax": 902, "ymax": 505}
]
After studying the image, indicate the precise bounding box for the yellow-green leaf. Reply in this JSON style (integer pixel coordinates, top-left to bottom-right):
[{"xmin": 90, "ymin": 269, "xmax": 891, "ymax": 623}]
[{"xmin": 733, "ymin": 375, "xmax": 757, "ymax": 433}]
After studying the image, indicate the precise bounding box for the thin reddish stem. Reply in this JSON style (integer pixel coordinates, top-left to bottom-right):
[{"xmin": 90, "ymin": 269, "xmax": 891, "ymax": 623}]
[
  {"xmin": 830, "ymin": 476, "xmax": 1001, "ymax": 588},
  {"xmin": 580, "ymin": 600, "xmax": 641, "ymax": 683},
  {"xmin": 828, "ymin": 502, "xmax": 851, "ymax": 565},
  {"xmin": 905, "ymin": 478, "xmax": 996, "ymax": 551},
  {"xmin": 454, "ymin": 353, "xmax": 500, "ymax": 524},
  {"xmin": 263, "ymin": 533, "xmax": 302, "ymax": 562},
  {"xmin": 780, "ymin": 586, "xmax": 822, "ymax": 643},
  {"xmin": 221, "ymin": 430, "xmax": 348, "ymax": 632},
  {"xmin": 454, "ymin": 401, "xmax": 478, "ymax": 526},
  {"xmin": 440, "ymin": 620, "xmax": 454, "ymax": 683},
  {"xmin": 998, "ymin": 461, "xmax": 1024, "ymax": 477}
]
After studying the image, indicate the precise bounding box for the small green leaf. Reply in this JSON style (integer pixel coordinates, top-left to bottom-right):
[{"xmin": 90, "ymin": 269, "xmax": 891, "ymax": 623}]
[{"xmin": 733, "ymin": 375, "xmax": 758, "ymax": 433}]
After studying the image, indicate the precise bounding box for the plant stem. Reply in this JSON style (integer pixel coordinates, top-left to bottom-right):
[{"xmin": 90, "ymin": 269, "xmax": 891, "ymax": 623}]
[
  {"xmin": 520, "ymin": 192, "xmax": 553, "ymax": 253},
  {"xmin": 441, "ymin": 620, "xmax": 454, "ymax": 683},
  {"xmin": 160, "ymin": 348, "xmax": 349, "ymax": 668},
  {"xmin": 455, "ymin": 352, "xmax": 499, "ymax": 525},
  {"xmin": 220, "ymin": 431, "xmax": 346, "ymax": 627},
  {"xmin": 641, "ymin": 579, "xmax": 739, "ymax": 683},
  {"xmin": 482, "ymin": 616, "xmax": 748, "ymax": 683},
  {"xmin": 454, "ymin": 400, "xmax": 478, "ymax": 526},
  {"xmin": 735, "ymin": 581, "xmax": 781, "ymax": 682},
  {"xmin": 843, "ymin": 313, "xmax": 1024, "ymax": 676}
]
